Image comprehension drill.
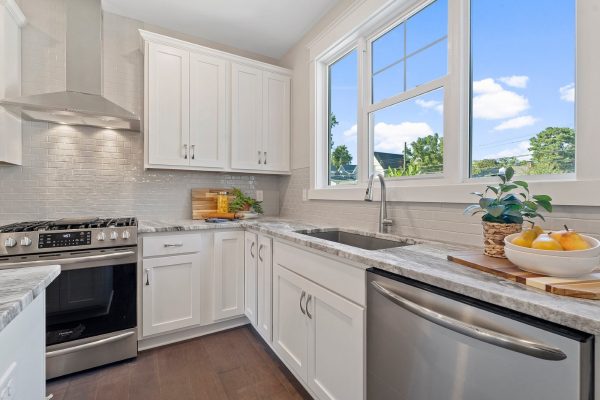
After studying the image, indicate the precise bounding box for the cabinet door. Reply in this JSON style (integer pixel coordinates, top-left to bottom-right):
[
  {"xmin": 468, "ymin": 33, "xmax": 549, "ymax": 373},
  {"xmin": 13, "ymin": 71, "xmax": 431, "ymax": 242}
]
[
  {"xmin": 147, "ymin": 42, "xmax": 190, "ymax": 167},
  {"xmin": 244, "ymin": 232, "xmax": 258, "ymax": 326},
  {"xmin": 307, "ymin": 282, "xmax": 365, "ymax": 400},
  {"xmin": 231, "ymin": 63, "xmax": 262, "ymax": 170},
  {"xmin": 213, "ymin": 231, "xmax": 245, "ymax": 320},
  {"xmin": 256, "ymin": 235, "xmax": 273, "ymax": 342},
  {"xmin": 189, "ymin": 53, "xmax": 228, "ymax": 169},
  {"xmin": 262, "ymin": 72, "xmax": 290, "ymax": 172},
  {"xmin": 272, "ymin": 264, "xmax": 309, "ymax": 382},
  {"xmin": 142, "ymin": 254, "xmax": 201, "ymax": 336}
]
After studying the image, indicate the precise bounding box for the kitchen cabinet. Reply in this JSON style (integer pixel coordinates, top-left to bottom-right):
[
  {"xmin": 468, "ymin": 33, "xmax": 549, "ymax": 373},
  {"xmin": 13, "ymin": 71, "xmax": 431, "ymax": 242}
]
[
  {"xmin": 142, "ymin": 253, "xmax": 202, "ymax": 336},
  {"xmin": 256, "ymin": 235, "xmax": 273, "ymax": 342},
  {"xmin": 213, "ymin": 231, "xmax": 245, "ymax": 320},
  {"xmin": 0, "ymin": 0, "xmax": 25, "ymax": 165},
  {"xmin": 244, "ymin": 232, "xmax": 258, "ymax": 326},
  {"xmin": 231, "ymin": 63, "xmax": 290, "ymax": 173}
]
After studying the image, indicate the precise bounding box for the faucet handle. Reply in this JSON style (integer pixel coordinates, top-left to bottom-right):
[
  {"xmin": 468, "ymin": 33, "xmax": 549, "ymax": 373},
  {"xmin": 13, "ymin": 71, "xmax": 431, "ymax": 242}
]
[{"xmin": 382, "ymin": 218, "xmax": 393, "ymax": 226}]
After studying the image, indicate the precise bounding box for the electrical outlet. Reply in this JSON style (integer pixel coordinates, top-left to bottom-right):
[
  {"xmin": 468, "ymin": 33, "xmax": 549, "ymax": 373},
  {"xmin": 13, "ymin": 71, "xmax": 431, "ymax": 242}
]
[
  {"xmin": 255, "ymin": 190, "xmax": 263, "ymax": 201},
  {"xmin": 0, "ymin": 362, "xmax": 16, "ymax": 400}
]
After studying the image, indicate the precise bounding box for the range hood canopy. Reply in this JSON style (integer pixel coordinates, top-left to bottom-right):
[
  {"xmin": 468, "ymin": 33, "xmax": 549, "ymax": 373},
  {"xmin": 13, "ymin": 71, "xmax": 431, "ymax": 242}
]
[{"xmin": 0, "ymin": 0, "xmax": 140, "ymax": 131}]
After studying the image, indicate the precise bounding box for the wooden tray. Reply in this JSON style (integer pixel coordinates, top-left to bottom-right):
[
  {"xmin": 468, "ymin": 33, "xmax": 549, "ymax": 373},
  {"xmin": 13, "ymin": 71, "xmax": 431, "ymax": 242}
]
[
  {"xmin": 191, "ymin": 188, "xmax": 235, "ymax": 220},
  {"xmin": 448, "ymin": 251, "xmax": 600, "ymax": 300}
]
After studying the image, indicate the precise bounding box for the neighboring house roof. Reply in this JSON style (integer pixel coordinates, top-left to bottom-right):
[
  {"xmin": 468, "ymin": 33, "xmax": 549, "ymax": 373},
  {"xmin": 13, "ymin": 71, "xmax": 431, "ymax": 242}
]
[{"xmin": 374, "ymin": 152, "xmax": 404, "ymax": 170}]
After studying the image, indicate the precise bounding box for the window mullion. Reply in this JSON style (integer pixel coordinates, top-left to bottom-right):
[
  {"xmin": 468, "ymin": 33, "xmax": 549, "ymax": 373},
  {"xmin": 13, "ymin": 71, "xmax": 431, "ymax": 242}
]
[{"xmin": 357, "ymin": 38, "xmax": 370, "ymax": 184}]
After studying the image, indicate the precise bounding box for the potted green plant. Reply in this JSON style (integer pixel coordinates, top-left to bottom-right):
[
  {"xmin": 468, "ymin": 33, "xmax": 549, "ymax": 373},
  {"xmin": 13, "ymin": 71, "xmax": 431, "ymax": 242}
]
[
  {"xmin": 464, "ymin": 167, "xmax": 552, "ymax": 258},
  {"xmin": 228, "ymin": 188, "xmax": 264, "ymax": 214}
]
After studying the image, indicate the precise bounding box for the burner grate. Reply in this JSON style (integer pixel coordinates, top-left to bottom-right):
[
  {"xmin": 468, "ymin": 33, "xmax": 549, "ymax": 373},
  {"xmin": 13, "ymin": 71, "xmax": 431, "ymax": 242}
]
[{"xmin": 0, "ymin": 217, "xmax": 137, "ymax": 233}]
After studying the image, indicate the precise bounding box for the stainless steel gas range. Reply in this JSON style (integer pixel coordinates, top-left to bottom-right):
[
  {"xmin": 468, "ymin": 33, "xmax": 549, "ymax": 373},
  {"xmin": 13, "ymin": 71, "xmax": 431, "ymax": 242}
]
[{"xmin": 0, "ymin": 217, "xmax": 138, "ymax": 379}]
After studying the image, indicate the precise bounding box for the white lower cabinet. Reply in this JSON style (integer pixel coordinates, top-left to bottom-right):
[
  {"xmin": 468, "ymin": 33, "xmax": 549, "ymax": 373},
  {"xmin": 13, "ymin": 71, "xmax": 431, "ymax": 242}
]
[
  {"xmin": 244, "ymin": 232, "xmax": 258, "ymax": 326},
  {"xmin": 142, "ymin": 253, "xmax": 202, "ymax": 336},
  {"xmin": 213, "ymin": 231, "xmax": 245, "ymax": 320},
  {"xmin": 256, "ymin": 235, "xmax": 273, "ymax": 342}
]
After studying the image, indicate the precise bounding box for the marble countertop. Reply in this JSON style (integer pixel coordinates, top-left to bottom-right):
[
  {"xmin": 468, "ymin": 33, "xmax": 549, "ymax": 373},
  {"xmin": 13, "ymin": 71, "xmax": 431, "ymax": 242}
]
[
  {"xmin": 139, "ymin": 218, "xmax": 600, "ymax": 335},
  {"xmin": 0, "ymin": 265, "xmax": 60, "ymax": 333}
]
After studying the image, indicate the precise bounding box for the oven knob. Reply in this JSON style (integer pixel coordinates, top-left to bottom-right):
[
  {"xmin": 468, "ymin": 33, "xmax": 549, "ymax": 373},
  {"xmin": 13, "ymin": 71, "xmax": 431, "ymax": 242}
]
[
  {"xmin": 97, "ymin": 232, "xmax": 106, "ymax": 241},
  {"xmin": 4, "ymin": 237, "xmax": 16, "ymax": 248},
  {"xmin": 110, "ymin": 231, "xmax": 118, "ymax": 240},
  {"xmin": 122, "ymin": 230, "xmax": 131, "ymax": 240},
  {"xmin": 20, "ymin": 237, "xmax": 32, "ymax": 246}
]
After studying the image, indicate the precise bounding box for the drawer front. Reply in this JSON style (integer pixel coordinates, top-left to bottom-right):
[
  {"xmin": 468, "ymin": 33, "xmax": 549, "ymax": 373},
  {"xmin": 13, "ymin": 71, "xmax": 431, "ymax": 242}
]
[{"xmin": 143, "ymin": 233, "xmax": 205, "ymax": 257}]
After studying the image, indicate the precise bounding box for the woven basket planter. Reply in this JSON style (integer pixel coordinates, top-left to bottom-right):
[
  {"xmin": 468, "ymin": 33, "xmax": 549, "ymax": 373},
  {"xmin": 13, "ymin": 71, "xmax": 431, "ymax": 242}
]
[{"xmin": 482, "ymin": 222, "xmax": 522, "ymax": 258}]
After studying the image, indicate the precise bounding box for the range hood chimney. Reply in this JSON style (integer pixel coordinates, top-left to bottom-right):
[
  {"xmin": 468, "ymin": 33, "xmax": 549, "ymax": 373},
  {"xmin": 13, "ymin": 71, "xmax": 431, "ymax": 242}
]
[{"xmin": 0, "ymin": 0, "xmax": 140, "ymax": 131}]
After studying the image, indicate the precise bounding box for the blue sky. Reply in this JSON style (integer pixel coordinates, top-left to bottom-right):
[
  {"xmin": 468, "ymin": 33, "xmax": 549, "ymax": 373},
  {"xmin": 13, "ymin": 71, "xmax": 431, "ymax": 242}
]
[{"xmin": 329, "ymin": 0, "xmax": 575, "ymax": 171}]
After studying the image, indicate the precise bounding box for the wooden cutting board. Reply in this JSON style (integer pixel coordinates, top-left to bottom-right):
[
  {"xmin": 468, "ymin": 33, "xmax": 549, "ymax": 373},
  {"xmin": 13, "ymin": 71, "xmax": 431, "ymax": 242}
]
[
  {"xmin": 191, "ymin": 188, "xmax": 235, "ymax": 220},
  {"xmin": 448, "ymin": 251, "xmax": 600, "ymax": 300}
]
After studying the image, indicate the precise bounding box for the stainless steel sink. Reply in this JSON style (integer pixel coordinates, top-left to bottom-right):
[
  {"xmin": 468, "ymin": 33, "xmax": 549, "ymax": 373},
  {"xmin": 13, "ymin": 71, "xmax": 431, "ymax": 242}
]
[{"xmin": 295, "ymin": 229, "xmax": 414, "ymax": 250}]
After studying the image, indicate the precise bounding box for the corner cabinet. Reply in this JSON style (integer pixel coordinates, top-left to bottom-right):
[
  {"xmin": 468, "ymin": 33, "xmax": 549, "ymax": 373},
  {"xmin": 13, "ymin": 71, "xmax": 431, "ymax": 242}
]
[{"xmin": 140, "ymin": 30, "xmax": 291, "ymax": 174}]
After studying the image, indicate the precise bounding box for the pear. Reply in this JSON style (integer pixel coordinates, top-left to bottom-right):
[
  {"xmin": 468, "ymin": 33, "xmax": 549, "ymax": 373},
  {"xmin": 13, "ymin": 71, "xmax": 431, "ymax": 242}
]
[
  {"xmin": 531, "ymin": 234, "xmax": 564, "ymax": 251},
  {"xmin": 550, "ymin": 225, "xmax": 591, "ymax": 251},
  {"xmin": 511, "ymin": 229, "xmax": 539, "ymax": 248},
  {"xmin": 531, "ymin": 225, "xmax": 544, "ymax": 237}
]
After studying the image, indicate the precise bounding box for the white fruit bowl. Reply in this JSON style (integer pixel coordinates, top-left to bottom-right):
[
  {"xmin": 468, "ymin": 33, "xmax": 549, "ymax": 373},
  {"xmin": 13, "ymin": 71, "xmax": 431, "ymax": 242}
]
[
  {"xmin": 504, "ymin": 233, "xmax": 600, "ymax": 258},
  {"xmin": 504, "ymin": 246, "xmax": 600, "ymax": 277}
]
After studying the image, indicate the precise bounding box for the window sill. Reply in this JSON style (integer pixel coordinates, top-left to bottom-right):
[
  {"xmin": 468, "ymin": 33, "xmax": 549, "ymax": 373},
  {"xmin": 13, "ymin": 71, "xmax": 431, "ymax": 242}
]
[{"xmin": 308, "ymin": 178, "xmax": 600, "ymax": 206}]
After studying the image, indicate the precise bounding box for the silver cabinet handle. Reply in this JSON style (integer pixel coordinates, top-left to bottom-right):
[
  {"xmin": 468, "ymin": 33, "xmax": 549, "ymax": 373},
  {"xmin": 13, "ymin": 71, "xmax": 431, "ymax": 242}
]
[
  {"xmin": 184, "ymin": 144, "xmax": 188, "ymax": 159},
  {"xmin": 371, "ymin": 281, "xmax": 566, "ymax": 361},
  {"xmin": 191, "ymin": 144, "xmax": 195, "ymax": 160},
  {"xmin": 258, "ymin": 244, "xmax": 263, "ymax": 262},
  {"xmin": 163, "ymin": 243, "xmax": 183, "ymax": 248},
  {"xmin": 299, "ymin": 291, "xmax": 306, "ymax": 315},
  {"xmin": 250, "ymin": 241, "xmax": 255, "ymax": 258},
  {"xmin": 258, "ymin": 150, "xmax": 262, "ymax": 164},
  {"xmin": 46, "ymin": 331, "xmax": 135, "ymax": 358},
  {"xmin": 145, "ymin": 268, "xmax": 150, "ymax": 286},
  {"xmin": 264, "ymin": 151, "xmax": 267, "ymax": 165},
  {"xmin": 305, "ymin": 294, "xmax": 312, "ymax": 319}
]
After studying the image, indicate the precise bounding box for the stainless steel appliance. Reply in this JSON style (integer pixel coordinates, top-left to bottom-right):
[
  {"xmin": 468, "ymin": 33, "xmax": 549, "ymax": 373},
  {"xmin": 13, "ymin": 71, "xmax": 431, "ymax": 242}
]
[
  {"xmin": 0, "ymin": 217, "xmax": 138, "ymax": 379},
  {"xmin": 367, "ymin": 269, "xmax": 594, "ymax": 400}
]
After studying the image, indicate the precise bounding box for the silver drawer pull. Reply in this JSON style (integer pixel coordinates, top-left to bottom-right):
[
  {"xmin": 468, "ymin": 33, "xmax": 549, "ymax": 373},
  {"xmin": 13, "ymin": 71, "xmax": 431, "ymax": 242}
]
[
  {"xmin": 299, "ymin": 291, "xmax": 306, "ymax": 315},
  {"xmin": 305, "ymin": 294, "xmax": 312, "ymax": 319},
  {"xmin": 184, "ymin": 144, "xmax": 188, "ymax": 159},
  {"xmin": 258, "ymin": 150, "xmax": 262, "ymax": 164},
  {"xmin": 258, "ymin": 244, "xmax": 263, "ymax": 262},
  {"xmin": 145, "ymin": 268, "xmax": 150, "ymax": 286},
  {"xmin": 163, "ymin": 243, "xmax": 183, "ymax": 248},
  {"xmin": 264, "ymin": 151, "xmax": 267, "ymax": 165},
  {"xmin": 250, "ymin": 241, "xmax": 255, "ymax": 258},
  {"xmin": 46, "ymin": 331, "xmax": 135, "ymax": 358},
  {"xmin": 371, "ymin": 281, "xmax": 567, "ymax": 361}
]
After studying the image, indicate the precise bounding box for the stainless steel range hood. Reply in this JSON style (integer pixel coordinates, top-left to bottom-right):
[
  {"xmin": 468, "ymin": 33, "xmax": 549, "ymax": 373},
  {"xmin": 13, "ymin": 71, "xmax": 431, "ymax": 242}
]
[{"xmin": 0, "ymin": 0, "xmax": 140, "ymax": 131}]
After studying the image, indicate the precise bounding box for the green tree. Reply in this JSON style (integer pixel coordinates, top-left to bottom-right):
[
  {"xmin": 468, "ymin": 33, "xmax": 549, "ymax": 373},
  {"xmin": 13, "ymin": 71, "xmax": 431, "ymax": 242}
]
[
  {"xmin": 408, "ymin": 133, "xmax": 444, "ymax": 173},
  {"xmin": 329, "ymin": 113, "xmax": 339, "ymax": 150},
  {"xmin": 472, "ymin": 157, "xmax": 520, "ymax": 177},
  {"xmin": 528, "ymin": 127, "xmax": 575, "ymax": 174},
  {"xmin": 331, "ymin": 145, "xmax": 353, "ymax": 168}
]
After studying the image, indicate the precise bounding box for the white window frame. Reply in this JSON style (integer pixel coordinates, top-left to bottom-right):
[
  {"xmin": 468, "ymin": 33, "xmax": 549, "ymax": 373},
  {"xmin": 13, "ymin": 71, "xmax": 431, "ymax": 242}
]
[{"xmin": 309, "ymin": 0, "xmax": 600, "ymax": 206}]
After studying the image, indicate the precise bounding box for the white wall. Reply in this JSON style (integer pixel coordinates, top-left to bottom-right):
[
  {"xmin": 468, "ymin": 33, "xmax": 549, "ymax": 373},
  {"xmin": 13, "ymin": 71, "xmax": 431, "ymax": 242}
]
[{"xmin": 278, "ymin": 0, "xmax": 600, "ymax": 246}]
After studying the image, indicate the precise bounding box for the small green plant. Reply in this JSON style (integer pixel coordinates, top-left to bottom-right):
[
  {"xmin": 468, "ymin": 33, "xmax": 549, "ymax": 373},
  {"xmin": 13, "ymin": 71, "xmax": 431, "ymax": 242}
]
[
  {"xmin": 464, "ymin": 166, "xmax": 552, "ymax": 225},
  {"xmin": 228, "ymin": 188, "xmax": 264, "ymax": 214},
  {"xmin": 386, "ymin": 164, "xmax": 422, "ymax": 177}
]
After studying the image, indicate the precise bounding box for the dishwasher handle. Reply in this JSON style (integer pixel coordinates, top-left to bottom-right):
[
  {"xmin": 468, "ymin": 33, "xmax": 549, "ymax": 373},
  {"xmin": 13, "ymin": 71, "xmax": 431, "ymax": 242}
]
[{"xmin": 371, "ymin": 281, "xmax": 567, "ymax": 361}]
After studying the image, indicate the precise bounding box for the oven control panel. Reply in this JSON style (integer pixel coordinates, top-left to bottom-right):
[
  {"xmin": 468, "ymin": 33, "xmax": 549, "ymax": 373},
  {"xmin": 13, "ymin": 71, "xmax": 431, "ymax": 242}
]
[{"xmin": 38, "ymin": 231, "xmax": 92, "ymax": 249}]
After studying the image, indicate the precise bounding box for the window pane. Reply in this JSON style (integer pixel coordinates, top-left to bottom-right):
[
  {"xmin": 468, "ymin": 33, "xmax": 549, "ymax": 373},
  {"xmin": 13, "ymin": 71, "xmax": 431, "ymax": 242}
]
[
  {"xmin": 372, "ymin": 61, "xmax": 404, "ymax": 104},
  {"xmin": 406, "ymin": 0, "xmax": 447, "ymax": 55},
  {"xmin": 329, "ymin": 50, "xmax": 358, "ymax": 186},
  {"xmin": 372, "ymin": 23, "xmax": 404, "ymax": 73},
  {"xmin": 470, "ymin": 0, "xmax": 575, "ymax": 177},
  {"xmin": 406, "ymin": 39, "xmax": 447, "ymax": 90},
  {"xmin": 371, "ymin": 88, "xmax": 444, "ymax": 177}
]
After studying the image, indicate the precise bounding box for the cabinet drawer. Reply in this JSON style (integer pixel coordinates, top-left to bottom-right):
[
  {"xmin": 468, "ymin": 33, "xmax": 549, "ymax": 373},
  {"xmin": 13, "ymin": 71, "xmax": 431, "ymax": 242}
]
[{"xmin": 143, "ymin": 233, "xmax": 205, "ymax": 257}]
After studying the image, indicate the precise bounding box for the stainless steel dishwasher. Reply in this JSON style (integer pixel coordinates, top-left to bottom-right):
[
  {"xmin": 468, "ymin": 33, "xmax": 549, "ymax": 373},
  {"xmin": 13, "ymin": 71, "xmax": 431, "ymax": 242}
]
[{"xmin": 367, "ymin": 269, "xmax": 594, "ymax": 400}]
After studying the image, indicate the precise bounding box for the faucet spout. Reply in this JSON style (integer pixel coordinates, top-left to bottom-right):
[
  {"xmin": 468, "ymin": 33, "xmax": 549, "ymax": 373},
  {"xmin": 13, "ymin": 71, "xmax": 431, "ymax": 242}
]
[{"xmin": 365, "ymin": 173, "xmax": 393, "ymax": 233}]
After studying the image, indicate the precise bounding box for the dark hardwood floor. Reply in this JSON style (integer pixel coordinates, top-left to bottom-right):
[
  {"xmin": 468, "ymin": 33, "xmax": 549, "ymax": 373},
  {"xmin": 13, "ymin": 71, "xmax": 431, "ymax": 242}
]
[{"xmin": 46, "ymin": 326, "xmax": 312, "ymax": 400}]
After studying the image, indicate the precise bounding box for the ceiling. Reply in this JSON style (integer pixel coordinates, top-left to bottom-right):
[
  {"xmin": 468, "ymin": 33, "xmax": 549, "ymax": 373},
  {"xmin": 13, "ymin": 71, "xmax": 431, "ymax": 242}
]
[{"xmin": 102, "ymin": 0, "xmax": 339, "ymax": 59}]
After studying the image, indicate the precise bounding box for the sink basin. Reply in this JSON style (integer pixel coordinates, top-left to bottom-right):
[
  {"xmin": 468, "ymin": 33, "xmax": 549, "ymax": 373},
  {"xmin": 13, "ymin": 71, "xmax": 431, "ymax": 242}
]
[{"xmin": 295, "ymin": 229, "xmax": 414, "ymax": 250}]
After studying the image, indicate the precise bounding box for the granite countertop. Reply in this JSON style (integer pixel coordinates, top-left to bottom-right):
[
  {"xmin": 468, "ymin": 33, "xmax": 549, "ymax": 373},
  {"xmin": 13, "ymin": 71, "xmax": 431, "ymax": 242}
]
[
  {"xmin": 139, "ymin": 218, "xmax": 600, "ymax": 335},
  {"xmin": 0, "ymin": 265, "xmax": 60, "ymax": 333}
]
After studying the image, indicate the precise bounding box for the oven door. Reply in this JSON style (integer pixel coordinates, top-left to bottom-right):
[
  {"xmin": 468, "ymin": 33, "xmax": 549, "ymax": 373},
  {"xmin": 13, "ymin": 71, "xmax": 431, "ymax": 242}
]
[{"xmin": 44, "ymin": 247, "xmax": 138, "ymax": 378}]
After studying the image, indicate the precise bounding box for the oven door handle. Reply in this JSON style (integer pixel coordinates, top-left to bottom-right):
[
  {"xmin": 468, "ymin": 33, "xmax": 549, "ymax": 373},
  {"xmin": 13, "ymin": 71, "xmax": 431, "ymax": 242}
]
[
  {"xmin": 0, "ymin": 251, "xmax": 136, "ymax": 269},
  {"xmin": 371, "ymin": 281, "xmax": 567, "ymax": 361},
  {"xmin": 46, "ymin": 331, "xmax": 136, "ymax": 358}
]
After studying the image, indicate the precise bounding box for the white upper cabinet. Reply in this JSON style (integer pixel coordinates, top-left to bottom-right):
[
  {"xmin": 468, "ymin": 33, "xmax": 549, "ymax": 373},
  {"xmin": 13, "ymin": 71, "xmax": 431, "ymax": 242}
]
[
  {"xmin": 231, "ymin": 63, "xmax": 291, "ymax": 173},
  {"xmin": 147, "ymin": 42, "xmax": 190, "ymax": 167},
  {"xmin": 189, "ymin": 53, "xmax": 228, "ymax": 168},
  {"xmin": 141, "ymin": 30, "xmax": 291, "ymax": 174}
]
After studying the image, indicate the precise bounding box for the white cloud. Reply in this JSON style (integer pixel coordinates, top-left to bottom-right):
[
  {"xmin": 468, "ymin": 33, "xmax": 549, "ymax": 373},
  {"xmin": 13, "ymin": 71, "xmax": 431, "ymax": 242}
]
[
  {"xmin": 499, "ymin": 75, "xmax": 529, "ymax": 88},
  {"xmin": 559, "ymin": 83, "xmax": 575, "ymax": 102},
  {"xmin": 472, "ymin": 78, "xmax": 529, "ymax": 120},
  {"xmin": 493, "ymin": 115, "xmax": 538, "ymax": 131},
  {"xmin": 373, "ymin": 122, "xmax": 433, "ymax": 154},
  {"xmin": 343, "ymin": 124, "xmax": 357, "ymax": 138},
  {"xmin": 415, "ymin": 99, "xmax": 444, "ymax": 114},
  {"xmin": 483, "ymin": 141, "xmax": 531, "ymax": 161}
]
